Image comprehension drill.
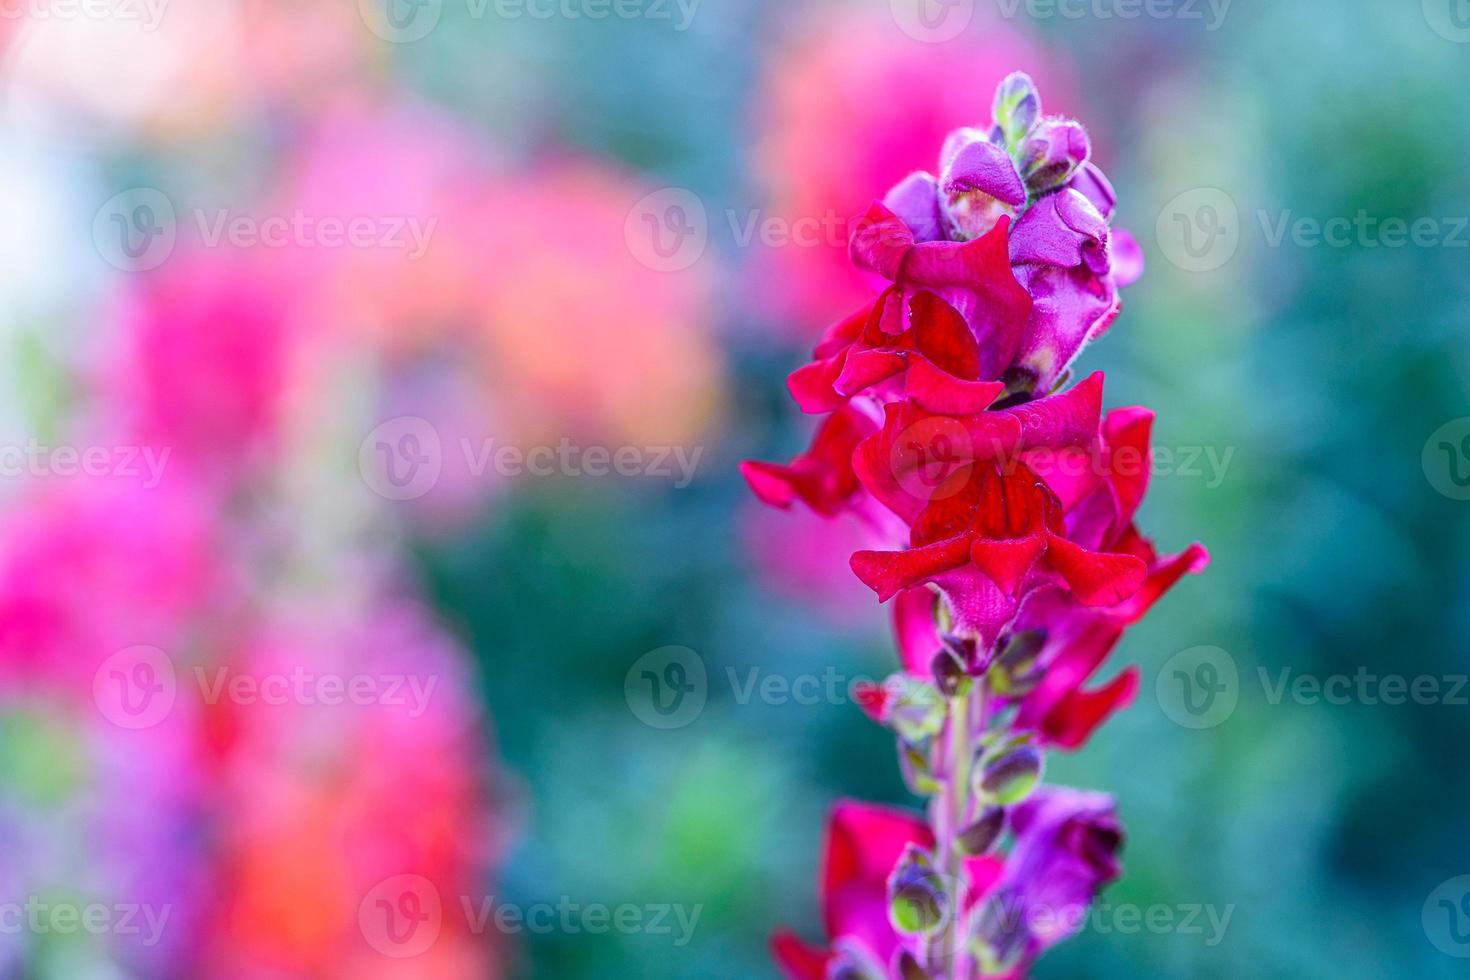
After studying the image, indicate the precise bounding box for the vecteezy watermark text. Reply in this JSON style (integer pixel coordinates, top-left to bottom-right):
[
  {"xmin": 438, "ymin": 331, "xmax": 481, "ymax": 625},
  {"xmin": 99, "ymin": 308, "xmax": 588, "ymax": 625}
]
[
  {"xmin": 0, "ymin": 897, "xmax": 171, "ymax": 947},
  {"xmin": 357, "ymin": 875, "xmax": 701, "ymax": 959},
  {"xmin": 1157, "ymin": 188, "xmax": 1470, "ymax": 273},
  {"xmin": 0, "ymin": 441, "xmax": 169, "ymax": 488},
  {"xmin": 357, "ymin": 0, "xmax": 699, "ymax": 44},
  {"xmin": 193, "ymin": 666, "xmax": 438, "ymax": 717},
  {"xmin": 93, "ymin": 188, "xmax": 438, "ymax": 272},
  {"xmin": 92, "ymin": 646, "xmax": 441, "ymax": 729},
  {"xmin": 0, "ymin": 0, "xmax": 169, "ymax": 28},
  {"xmin": 193, "ymin": 210, "xmax": 436, "ymax": 259},
  {"xmin": 982, "ymin": 896, "xmax": 1234, "ymax": 947},
  {"xmin": 1156, "ymin": 645, "xmax": 1470, "ymax": 729},
  {"xmin": 992, "ymin": 0, "xmax": 1231, "ymax": 31},
  {"xmin": 359, "ymin": 417, "xmax": 705, "ymax": 501},
  {"xmin": 461, "ymin": 896, "xmax": 701, "ymax": 945}
]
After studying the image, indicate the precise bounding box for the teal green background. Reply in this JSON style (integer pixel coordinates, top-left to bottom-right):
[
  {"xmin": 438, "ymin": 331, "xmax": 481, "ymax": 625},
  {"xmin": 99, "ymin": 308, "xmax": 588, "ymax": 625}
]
[{"xmin": 407, "ymin": 1, "xmax": 1470, "ymax": 976}]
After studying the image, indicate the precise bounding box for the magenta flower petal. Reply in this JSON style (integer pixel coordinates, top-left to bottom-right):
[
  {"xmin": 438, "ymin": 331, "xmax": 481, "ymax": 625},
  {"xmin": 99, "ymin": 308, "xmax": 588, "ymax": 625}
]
[
  {"xmin": 941, "ymin": 134, "xmax": 1027, "ymax": 240},
  {"xmin": 882, "ymin": 171, "xmax": 946, "ymax": 244}
]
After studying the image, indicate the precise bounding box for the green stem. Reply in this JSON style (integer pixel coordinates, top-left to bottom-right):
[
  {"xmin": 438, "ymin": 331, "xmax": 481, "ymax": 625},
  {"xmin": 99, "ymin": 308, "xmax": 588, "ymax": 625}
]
[{"xmin": 930, "ymin": 681, "xmax": 986, "ymax": 979}]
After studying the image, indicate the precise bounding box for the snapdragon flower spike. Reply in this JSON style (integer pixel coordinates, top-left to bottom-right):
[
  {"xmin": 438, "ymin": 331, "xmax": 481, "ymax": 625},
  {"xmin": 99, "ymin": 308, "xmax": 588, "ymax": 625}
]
[{"xmin": 751, "ymin": 64, "xmax": 1204, "ymax": 980}]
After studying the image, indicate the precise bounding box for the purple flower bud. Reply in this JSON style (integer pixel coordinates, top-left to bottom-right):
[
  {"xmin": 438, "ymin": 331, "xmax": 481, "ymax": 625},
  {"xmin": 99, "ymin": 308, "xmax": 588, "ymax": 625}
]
[
  {"xmin": 882, "ymin": 172, "xmax": 945, "ymax": 245},
  {"xmin": 956, "ymin": 806, "xmax": 1006, "ymax": 856},
  {"xmin": 974, "ymin": 736, "xmax": 1044, "ymax": 805},
  {"xmin": 991, "ymin": 72, "xmax": 1042, "ymax": 152},
  {"xmin": 929, "ymin": 646, "xmax": 968, "ymax": 698},
  {"xmin": 898, "ymin": 740, "xmax": 940, "ymax": 796},
  {"xmin": 937, "ymin": 132, "xmax": 1025, "ymax": 241},
  {"xmin": 988, "ymin": 629, "xmax": 1046, "ymax": 696},
  {"xmin": 1010, "ymin": 189, "xmax": 1111, "ymax": 275},
  {"xmin": 970, "ymin": 894, "xmax": 1029, "ymax": 974},
  {"xmin": 1017, "ymin": 118, "xmax": 1091, "ymax": 196}
]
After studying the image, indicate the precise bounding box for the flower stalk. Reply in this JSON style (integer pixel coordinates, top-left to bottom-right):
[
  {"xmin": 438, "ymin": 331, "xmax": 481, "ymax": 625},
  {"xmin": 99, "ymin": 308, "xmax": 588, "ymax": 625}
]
[
  {"xmin": 754, "ymin": 71, "xmax": 1209, "ymax": 980},
  {"xmin": 931, "ymin": 678, "xmax": 981, "ymax": 979}
]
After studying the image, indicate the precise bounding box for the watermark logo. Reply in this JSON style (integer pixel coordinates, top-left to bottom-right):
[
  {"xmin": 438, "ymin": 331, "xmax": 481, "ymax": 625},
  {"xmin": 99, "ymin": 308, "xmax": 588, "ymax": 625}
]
[
  {"xmin": 194, "ymin": 209, "xmax": 437, "ymax": 258},
  {"xmin": 1156, "ymin": 646, "xmax": 1238, "ymax": 729},
  {"xmin": 991, "ymin": 0, "xmax": 1231, "ymax": 30},
  {"xmin": 93, "ymin": 188, "xmax": 176, "ymax": 272},
  {"xmin": 625, "ymin": 646, "xmax": 707, "ymax": 729},
  {"xmin": 890, "ymin": 0, "xmax": 974, "ymax": 42},
  {"xmin": 360, "ymin": 874, "xmax": 443, "ymax": 958},
  {"xmin": 1424, "ymin": 0, "xmax": 1470, "ymax": 42},
  {"xmin": 625, "ymin": 188, "xmax": 707, "ymax": 272},
  {"xmin": 1424, "ymin": 875, "xmax": 1470, "ymax": 957},
  {"xmin": 888, "ymin": 415, "xmax": 976, "ymax": 503},
  {"xmin": 1156, "ymin": 187, "xmax": 1239, "ymax": 273},
  {"xmin": 359, "ymin": 0, "xmax": 443, "ymax": 41},
  {"xmin": 359, "ymin": 417, "xmax": 444, "ymax": 501},
  {"xmin": 93, "ymin": 645, "xmax": 177, "ymax": 729},
  {"xmin": 358, "ymin": 421, "xmax": 704, "ymax": 499},
  {"xmin": 1423, "ymin": 418, "xmax": 1470, "ymax": 501}
]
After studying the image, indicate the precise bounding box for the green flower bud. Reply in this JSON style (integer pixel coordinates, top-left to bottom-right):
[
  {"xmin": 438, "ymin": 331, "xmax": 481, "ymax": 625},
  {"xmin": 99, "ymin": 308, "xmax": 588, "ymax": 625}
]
[
  {"xmin": 887, "ymin": 844, "xmax": 949, "ymax": 936},
  {"xmin": 898, "ymin": 740, "xmax": 941, "ymax": 796},
  {"xmin": 888, "ymin": 676, "xmax": 946, "ymax": 743},
  {"xmin": 974, "ymin": 734, "xmax": 1044, "ymax": 806},
  {"xmin": 987, "ymin": 630, "xmax": 1046, "ymax": 697},
  {"xmin": 991, "ymin": 72, "xmax": 1042, "ymax": 154}
]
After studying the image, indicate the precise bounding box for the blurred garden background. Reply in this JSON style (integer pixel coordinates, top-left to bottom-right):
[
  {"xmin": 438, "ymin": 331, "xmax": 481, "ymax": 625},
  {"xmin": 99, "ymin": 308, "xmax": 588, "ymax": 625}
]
[{"xmin": 0, "ymin": 0, "xmax": 1467, "ymax": 976}]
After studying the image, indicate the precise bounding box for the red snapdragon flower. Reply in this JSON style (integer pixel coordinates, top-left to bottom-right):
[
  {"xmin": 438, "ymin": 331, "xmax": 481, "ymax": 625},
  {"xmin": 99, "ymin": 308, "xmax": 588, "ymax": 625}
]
[
  {"xmin": 788, "ymin": 291, "xmax": 1010, "ymax": 417},
  {"xmin": 889, "ymin": 408, "xmax": 1209, "ymax": 746},
  {"xmin": 845, "ymin": 372, "xmax": 1147, "ymax": 646}
]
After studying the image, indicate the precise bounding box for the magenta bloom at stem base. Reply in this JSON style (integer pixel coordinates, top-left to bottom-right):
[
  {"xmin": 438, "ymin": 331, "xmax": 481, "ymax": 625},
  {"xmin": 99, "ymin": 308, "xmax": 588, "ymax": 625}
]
[
  {"xmin": 747, "ymin": 71, "xmax": 1206, "ymax": 979},
  {"xmin": 772, "ymin": 791, "xmax": 1123, "ymax": 979}
]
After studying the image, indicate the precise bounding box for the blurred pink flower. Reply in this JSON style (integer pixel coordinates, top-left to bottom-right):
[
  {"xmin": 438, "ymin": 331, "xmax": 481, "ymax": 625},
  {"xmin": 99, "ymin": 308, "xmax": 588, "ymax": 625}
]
[
  {"xmin": 749, "ymin": 10, "xmax": 1068, "ymax": 329},
  {"xmin": 472, "ymin": 160, "xmax": 726, "ymax": 449},
  {"xmin": 275, "ymin": 103, "xmax": 725, "ymax": 456},
  {"xmin": 202, "ymin": 599, "xmax": 504, "ymax": 979},
  {"xmin": 100, "ymin": 248, "xmax": 305, "ymax": 487},
  {"xmin": 0, "ymin": 474, "xmax": 224, "ymax": 690},
  {"xmin": 269, "ymin": 98, "xmax": 495, "ymax": 349},
  {"xmin": 0, "ymin": 473, "xmax": 221, "ymax": 975}
]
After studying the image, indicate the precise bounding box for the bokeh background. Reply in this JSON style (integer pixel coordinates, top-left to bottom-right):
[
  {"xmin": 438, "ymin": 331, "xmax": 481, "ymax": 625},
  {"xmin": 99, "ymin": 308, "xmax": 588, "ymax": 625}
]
[{"xmin": 0, "ymin": 0, "xmax": 1466, "ymax": 976}]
